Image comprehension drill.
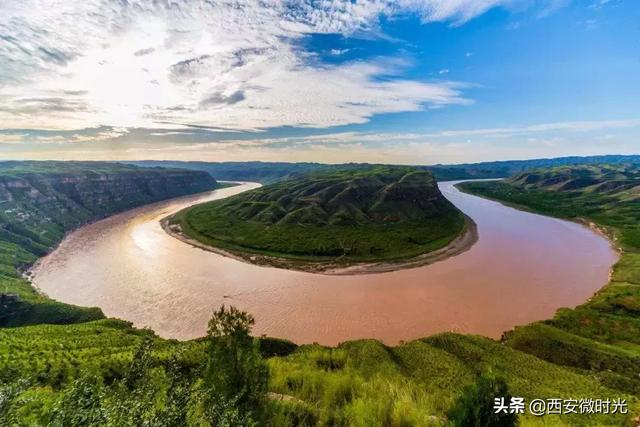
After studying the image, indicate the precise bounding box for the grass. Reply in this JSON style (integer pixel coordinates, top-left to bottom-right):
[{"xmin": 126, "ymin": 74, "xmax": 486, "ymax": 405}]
[
  {"xmin": 266, "ymin": 334, "xmax": 637, "ymax": 426},
  {"xmin": 458, "ymin": 163, "xmax": 640, "ymax": 402},
  {"xmin": 2, "ymin": 321, "xmax": 636, "ymax": 425},
  {"xmin": 2, "ymin": 161, "xmax": 640, "ymax": 425},
  {"xmin": 171, "ymin": 165, "xmax": 467, "ymax": 263}
]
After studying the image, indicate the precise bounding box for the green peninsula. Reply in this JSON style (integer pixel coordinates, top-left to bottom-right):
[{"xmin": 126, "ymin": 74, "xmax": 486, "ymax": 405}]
[{"xmin": 169, "ymin": 165, "xmax": 471, "ymax": 270}]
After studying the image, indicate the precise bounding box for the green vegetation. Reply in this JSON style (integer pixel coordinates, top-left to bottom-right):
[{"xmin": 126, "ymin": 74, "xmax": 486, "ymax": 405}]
[
  {"xmin": 1, "ymin": 161, "xmax": 640, "ymax": 425},
  {"xmin": 201, "ymin": 306, "xmax": 268, "ymax": 424},
  {"xmin": 3, "ymin": 313, "xmax": 636, "ymax": 426},
  {"xmin": 0, "ymin": 308, "xmax": 276, "ymax": 426},
  {"xmin": 0, "ymin": 161, "xmax": 217, "ymax": 326},
  {"xmin": 171, "ymin": 165, "xmax": 467, "ymax": 264},
  {"xmin": 448, "ymin": 372, "xmax": 517, "ymax": 427},
  {"xmin": 131, "ymin": 154, "xmax": 640, "ymax": 183},
  {"xmin": 459, "ymin": 163, "xmax": 640, "ymax": 396}
]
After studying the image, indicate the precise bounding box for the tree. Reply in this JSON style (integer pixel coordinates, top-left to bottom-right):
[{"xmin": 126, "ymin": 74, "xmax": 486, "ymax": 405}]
[
  {"xmin": 448, "ymin": 372, "xmax": 518, "ymax": 427},
  {"xmin": 202, "ymin": 305, "xmax": 268, "ymax": 425},
  {"xmin": 50, "ymin": 375, "xmax": 107, "ymax": 427},
  {"xmin": 124, "ymin": 337, "xmax": 153, "ymax": 390}
]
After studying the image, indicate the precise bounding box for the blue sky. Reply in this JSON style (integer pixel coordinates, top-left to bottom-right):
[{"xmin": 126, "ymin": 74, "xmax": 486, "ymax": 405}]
[{"xmin": 0, "ymin": 0, "xmax": 638, "ymax": 164}]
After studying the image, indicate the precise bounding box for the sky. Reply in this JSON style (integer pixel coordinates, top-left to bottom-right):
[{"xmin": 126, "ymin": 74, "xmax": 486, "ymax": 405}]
[{"xmin": 0, "ymin": 0, "xmax": 638, "ymax": 165}]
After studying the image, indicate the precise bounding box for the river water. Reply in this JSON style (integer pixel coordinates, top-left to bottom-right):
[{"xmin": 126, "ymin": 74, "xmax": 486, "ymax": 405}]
[{"xmin": 31, "ymin": 181, "xmax": 618, "ymax": 345}]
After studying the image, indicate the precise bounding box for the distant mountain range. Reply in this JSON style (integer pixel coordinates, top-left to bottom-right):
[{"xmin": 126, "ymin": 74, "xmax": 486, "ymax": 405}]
[{"xmin": 127, "ymin": 154, "xmax": 640, "ymax": 183}]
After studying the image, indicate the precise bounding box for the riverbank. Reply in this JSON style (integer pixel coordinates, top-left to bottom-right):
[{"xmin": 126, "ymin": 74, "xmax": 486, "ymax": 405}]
[
  {"xmin": 457, "ymin": 176, "xmax": 640, "ymax": 400},
  {"xmin": 9, "ymin": 174, "xmax": 636, "ymax": 425},
  {"xmin": 161, "ymin": 214, "xmax": 478, "ymax": 275},
  {"xmin": 31, "ymin": 180, "xmax": 617, "ymax": 344}
]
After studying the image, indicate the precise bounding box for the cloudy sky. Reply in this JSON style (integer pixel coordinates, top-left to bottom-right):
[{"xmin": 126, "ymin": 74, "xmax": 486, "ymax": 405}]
[{"xmin": 0, "ymin": 0, "xmax": 638, "ymax": 164}]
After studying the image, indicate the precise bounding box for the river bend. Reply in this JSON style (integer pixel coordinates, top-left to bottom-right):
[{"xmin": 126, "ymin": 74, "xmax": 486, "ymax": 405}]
[{"xmin": 31, "ymin": 181, "xmax": 617, "ymax": 345}]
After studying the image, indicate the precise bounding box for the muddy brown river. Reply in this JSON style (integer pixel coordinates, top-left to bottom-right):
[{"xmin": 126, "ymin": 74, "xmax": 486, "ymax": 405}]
[{"xmin": 31, "ymin": 181, "xmax": 618, "ymax": 345}]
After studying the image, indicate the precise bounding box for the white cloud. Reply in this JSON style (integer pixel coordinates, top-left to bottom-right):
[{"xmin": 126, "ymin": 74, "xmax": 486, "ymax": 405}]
[
  {"xmin": 430, "ymin": 119, "xmax": 640, "ymax": 138},
  {"xmin": 0, "ymin": 133, "xmax": 26, "ymax": 144},
  {"xmin": 0, "ymin": 0, "xmax": 558, "ymax": 132},
  {"xmin": 329, "ymin": 49, "xmax": 350, "ymax": 56}
]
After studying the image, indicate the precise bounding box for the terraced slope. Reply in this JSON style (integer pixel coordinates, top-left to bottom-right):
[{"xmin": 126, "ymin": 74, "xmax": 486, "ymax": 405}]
[{"xmin": 171, "ymin": 166, "xmax": 467, "ymax": 265}]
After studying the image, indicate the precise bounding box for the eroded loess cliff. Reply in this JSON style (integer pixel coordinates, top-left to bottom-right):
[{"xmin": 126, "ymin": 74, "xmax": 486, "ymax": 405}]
[{"xmin": 0, "ymin": 161, "xmax": 217, "ymax": 326}]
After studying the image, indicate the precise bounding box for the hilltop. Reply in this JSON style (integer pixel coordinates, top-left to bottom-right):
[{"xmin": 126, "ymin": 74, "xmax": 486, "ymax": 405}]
[
  {"xmin": 1, "ymin": 161, "xmax": 639, "ymax": 425},
  {"xmin": 508, "ymin": 163, "xmax": 640, "ymax": 197},
  {"xmin": 169, "ymin": 165, "xmax": 472, "ymax": 271},
  {"xmin": 130, "ymin": 154, "xmax": 640, "ymax": 183}
]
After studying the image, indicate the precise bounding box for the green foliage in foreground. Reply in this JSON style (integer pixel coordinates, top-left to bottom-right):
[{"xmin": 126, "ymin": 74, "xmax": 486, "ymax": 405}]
[
  {"xmin": 0, "ymin": 307, "xmax": 273, "ymax": 426},
  {"xmin": 448, "ymin": 373, "xmax": 517, "ymax": 427},
  {"xmin": 2, "ymin": 162, "xmax": 640, "ymax": 425},
  {"xmin": 2, "ymin": 320, "xmax": 636, "ymax": 426},
  {"xmin": 172, "ymin": 165, "xmax": 466, "ymax": 263}
]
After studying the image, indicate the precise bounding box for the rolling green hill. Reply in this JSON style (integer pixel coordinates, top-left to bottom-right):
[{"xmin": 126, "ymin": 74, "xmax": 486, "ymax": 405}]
[
  {"xmin": 458, "ymin": 164, "xmax": 640, "ymax": 401},
  {"xmin": 461, "ymin": 164, "xmax": 640, "ymax": 249},
  {"xmin": 1, "ymin": 161, "xmax": 639, "ymax": 425},
  {"xmin": 170, "ymin": 165, "xmax": 467, "ymax": 265},
  {"xmin": 2, "ymin": 321, "xmax": 635, "ymax": 426}
]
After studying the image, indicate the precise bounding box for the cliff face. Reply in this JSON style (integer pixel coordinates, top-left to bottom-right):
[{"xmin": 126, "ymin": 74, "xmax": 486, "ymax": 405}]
[
  {"xmin": 0, "ymin": 161, "xmax": 217, "ymax": 327},
  {"xmin": 0, "ymin": 162, "xmax": 217, "ymax": 248}
]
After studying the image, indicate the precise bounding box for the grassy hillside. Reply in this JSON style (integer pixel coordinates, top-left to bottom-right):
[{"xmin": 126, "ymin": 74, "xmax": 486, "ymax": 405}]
[
  {"xmin": 0, "ymin": 162, "xmax": 218, "ymax": 327},
  {"xmin": 130, "ymin": 154, "xmax": 640, "ymax": 183},
  {"xmin": 2, "ymin": 161, "xmax": 640, "ymax": 425},
  {"xmin": 170, "ymin": 166, "xmax": 467, "ymax": 264},
  {"xmin": 2, "ymin": 321, "xmax": 636, "ymax": 426},
  {"xmin": 459, "ymin": 164, "xmax": 640, "ymax": 398},
  {"xmin": 459, "ymin": 164, "xmax": 639, "ymax": 251}
]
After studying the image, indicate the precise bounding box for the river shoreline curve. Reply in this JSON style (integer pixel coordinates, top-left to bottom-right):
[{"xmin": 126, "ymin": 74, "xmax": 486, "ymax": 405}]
[
  {"xmin": 161, "ymin": 214, "xmax": 478, "ymax": 275},
  {"xmin": 30, "ymin": 180, "xmax": 618, "ymax": 344}
]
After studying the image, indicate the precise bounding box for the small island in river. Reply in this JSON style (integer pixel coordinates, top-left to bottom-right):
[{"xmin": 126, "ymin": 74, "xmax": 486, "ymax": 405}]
[{"xmin": 166, "ymin": 165, "xmax": 477, "ymax": 274}]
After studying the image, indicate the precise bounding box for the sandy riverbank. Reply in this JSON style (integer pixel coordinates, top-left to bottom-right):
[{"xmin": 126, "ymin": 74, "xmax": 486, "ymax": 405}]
[{"xmin": 160, "ymin": 215, "xmax": 478, "ymax": 275}]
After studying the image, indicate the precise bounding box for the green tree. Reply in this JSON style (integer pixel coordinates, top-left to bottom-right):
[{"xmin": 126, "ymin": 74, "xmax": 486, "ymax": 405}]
[
  {"xmin": 123, "ymin": 337, "xmax": 153, "ymax": 390},
  {"xmin": 0, "ymin": 379, "xmax": 30, "ymax": 426},
  {"xmin": 202, "ymin": 305, "xmax": 268, "ymax": 425},
  {"xmin": 448, "ymin": 372, "xmax": 518, "ymax": 427},
  {"xmin": 105, "ymin": 338, "xmax": 168, "ymax": 426},
  {"xmin": 50, "ymin": 375, "xmax": 107, "ymax": 427},
  {"xmin": 148, "ymin": 354, "xmax": 191, "ymax": 427}
]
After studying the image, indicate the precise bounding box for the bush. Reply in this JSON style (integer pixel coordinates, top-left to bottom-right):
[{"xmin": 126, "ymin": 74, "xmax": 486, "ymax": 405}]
[{"xmin": 448, "ymin": 372, "xmax": 518, "ymax": 427}]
